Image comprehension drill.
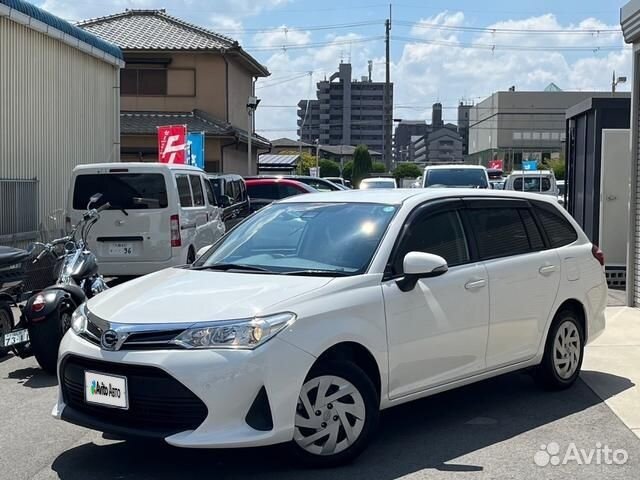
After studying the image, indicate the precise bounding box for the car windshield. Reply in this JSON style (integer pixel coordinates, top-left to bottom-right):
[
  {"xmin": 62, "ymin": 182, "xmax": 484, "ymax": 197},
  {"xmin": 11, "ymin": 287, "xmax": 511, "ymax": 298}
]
[
  {"xmin": 425, "ymin": 169, "xmax": 488, "ymax": 188},
  {"xmin": 513, "ymin": 176, "xmax": 552, "ymax": 192},
  {"xmin": 360, "ymin": 181, "xmax": 395, "ymax": 189},
  {"xmin": 196, "ymin": 202, "xmax": 398, "ymax": 275}
]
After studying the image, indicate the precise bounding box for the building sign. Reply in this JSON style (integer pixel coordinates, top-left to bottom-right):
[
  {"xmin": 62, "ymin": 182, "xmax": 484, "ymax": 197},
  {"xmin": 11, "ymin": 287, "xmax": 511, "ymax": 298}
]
[
  {"xmin": 488, "ymin": 159, "xmax": 503, "ymax": 170},
  {"xmin": 187, "ymin": 132, "xmax": 205, "ymax": 169},
  {"xmin": 158, "ymin": 125, "xmax": 187, "ymax": 164},
  {"xmin": 522, "ymin": 160, "xmax": 538, "ymax": 171}
]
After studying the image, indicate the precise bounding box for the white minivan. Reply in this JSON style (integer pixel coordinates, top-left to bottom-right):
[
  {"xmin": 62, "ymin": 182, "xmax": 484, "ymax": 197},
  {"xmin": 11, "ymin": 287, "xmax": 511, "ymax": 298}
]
[
  {"xmin": 504, "ymin": 170, "xmax": 559, "ymax": 198},
  {"xmin": 67, "ymin": 163, "xmax": 225, "ymax": 277}
]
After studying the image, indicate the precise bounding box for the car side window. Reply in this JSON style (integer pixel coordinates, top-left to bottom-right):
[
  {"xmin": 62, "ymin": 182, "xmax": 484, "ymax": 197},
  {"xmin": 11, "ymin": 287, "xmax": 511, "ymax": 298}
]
[
  {"xmin": 225, "ymin": 179, "xmax": 234, "ymax": 200},
  {"xmin": 175, "ymin": 174, "xmax": 193, "ymax": 207},
  {"xmin": 238, "ymin": 181, "xmax": 247, "ymax": 202},
  {"xmin": 247, "ymin": 184, "xmax": 278, "ymax": 199},
  {"xmin": 204, "ymin": 179, "xmax": 217, "ymax": 206},
  {"xmin": 279, "ymin": 183, "xmax": 303, "ymax": 198},
  {"xmin": 469, "ymin": 208, "xmax": 537, "ymax": 260},
  {"xmin": 189, "ymin": 175, "xmax": 205, "ymax": 206},
  {"xmin": 393, "ymin": 210, "xmax": 469, "ymax": 275},
  {"xmin": 519, "ymin": 209, "xmax": 545, "ymax": 251},
  {"xmin": 535, "ymin": 203, "xmax": 578, "ymax": 247}
]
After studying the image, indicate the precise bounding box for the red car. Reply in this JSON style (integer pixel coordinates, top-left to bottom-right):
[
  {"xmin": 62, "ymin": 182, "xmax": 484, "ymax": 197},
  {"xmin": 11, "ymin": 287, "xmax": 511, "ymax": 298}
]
[{"xmin": 245, "ymin": 178, "xmax": 317, "ymax": 212}]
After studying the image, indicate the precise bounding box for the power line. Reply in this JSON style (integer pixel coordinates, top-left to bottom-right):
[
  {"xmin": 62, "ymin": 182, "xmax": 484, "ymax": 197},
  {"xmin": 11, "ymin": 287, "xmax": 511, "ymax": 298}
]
[
  {"xmin": 243, "ymin": 35, "xmax": 384, "ymax": 52},
  {"xmin": 395, "ymin": 20, "xmax": 622, "ymax": 35},
  {"xmin": 215, "ymin": 20, "xmax": 384, "ymax": 34}
]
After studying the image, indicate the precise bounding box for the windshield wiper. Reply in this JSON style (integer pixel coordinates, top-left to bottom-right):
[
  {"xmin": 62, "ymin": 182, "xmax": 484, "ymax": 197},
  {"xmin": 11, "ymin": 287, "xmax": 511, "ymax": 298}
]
[
  {"xmin": 279, "ymin": 270, "xmax": 352, "ymax": 277},
  {"xmin": 191, "ymin": 263, "xmax": 271, "ymax": 272}
]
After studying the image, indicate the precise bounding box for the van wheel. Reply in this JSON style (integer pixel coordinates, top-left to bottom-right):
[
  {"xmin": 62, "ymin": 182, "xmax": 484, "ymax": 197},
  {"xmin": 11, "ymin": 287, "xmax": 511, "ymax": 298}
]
[
  {"xmin": 535, "ymin": 310, "xmax": 584, "ymax": 390},
  {"xmin": 187, "ymin": 248, "xmax": 196, "ymax": 264},
  {"xmin": 290, "ymin": 361, "xmax": 379, "ymax": 467}
]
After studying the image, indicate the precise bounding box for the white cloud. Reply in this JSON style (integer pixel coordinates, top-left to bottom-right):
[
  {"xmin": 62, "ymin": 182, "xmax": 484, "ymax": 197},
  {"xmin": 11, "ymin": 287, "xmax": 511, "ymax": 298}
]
[{"xmin": 253, "ymin": 26, "xmax": 311, "ymax": 48}]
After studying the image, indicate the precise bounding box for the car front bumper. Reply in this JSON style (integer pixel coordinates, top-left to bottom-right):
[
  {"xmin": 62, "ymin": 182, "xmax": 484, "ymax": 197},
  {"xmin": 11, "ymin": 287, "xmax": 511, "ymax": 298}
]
[{"xmin": 53, "ymin": 330, "xmax": 316, "ymax": 448}]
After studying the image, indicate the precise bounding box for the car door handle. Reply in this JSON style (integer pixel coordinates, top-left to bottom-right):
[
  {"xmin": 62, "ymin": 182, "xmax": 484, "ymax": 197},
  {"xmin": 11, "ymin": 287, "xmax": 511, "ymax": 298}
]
[
  {"xmin": 539, "ymin": 265, "xmax": 557, "ymax": 275},
  {"xmin": 464, "ymin": 279, "xmax": 487, "ymax": 290}
]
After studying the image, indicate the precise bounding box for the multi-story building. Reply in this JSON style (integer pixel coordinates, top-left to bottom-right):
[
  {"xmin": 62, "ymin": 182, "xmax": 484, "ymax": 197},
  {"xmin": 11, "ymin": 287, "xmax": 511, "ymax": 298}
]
[
  {"xmin": 413, "ymin": 125, "xmax": 464, "ymax": 165},
  {"xmin": 457, "ymin": 102, "xmax": 472, "ymax": 156},
  {"xmin": 78, "ymin": 9, "xmax": 270, "ymax": 175},
  {"xmin": 297, "ymin": 62, "xmax": 392, "ymax": 161},
  {"xmin": 468, "ymin": 87, "xmax": 606, "ymax": 170},
  {"xmin": 394, "ymin": 120, "xmax": 429, "ymax": 163}
]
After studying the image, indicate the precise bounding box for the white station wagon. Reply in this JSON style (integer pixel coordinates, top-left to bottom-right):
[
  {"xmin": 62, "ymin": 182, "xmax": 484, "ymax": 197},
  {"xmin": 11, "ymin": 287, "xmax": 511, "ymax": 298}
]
[{"xmin": 54, "ymin": 189, "xmax": 607, "ymax": 467}]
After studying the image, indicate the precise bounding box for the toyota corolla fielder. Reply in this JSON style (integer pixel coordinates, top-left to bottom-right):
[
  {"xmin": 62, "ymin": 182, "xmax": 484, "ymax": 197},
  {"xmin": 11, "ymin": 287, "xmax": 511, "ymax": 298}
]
[{"xmin": 54, "ymin": 189, "xmax": 607, "ymax": 466}]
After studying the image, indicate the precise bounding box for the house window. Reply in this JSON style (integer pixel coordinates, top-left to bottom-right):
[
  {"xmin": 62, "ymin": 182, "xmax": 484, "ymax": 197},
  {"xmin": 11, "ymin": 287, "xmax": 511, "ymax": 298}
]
[{"xmin": 121, "ymin": 68, "xmax": 167, "ymax": 95}]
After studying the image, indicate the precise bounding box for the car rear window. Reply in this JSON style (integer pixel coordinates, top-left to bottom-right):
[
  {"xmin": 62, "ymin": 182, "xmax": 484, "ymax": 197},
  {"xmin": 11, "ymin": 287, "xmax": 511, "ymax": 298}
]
[
  {"xmin": 469, "ymin": 208, "xmax": 537, "ymax": 259},
  {"xmin": 72, "ymin": 173, "xmax": 168, "ymax": 210},
  {"xmin": 513, "ymin": 177, "xmax": 552, "ymax": 192},
  {"xmin": 425, "ymin": 169, "xmax": 488, "ymax": 188},
  {"xmin": 534, "ymin": 203, "xmax": 578, "ymax": 247},
  {"xmin": 247, "ymin": 183, "xmax": 278, "ymax": 199}
]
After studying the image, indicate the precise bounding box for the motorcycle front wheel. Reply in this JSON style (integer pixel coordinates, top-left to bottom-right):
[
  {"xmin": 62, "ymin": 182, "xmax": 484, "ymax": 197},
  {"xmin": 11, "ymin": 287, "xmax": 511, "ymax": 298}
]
[{"xmin": 29, "ymin": 306, "xmax": 72, "ymax": 374}]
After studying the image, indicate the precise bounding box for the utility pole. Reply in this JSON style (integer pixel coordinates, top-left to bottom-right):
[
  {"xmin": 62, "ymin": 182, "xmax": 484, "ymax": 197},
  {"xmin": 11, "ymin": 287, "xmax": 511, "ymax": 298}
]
[{"xmin": 384, "ymin": 5, "xmax": 392, "ymax": 170}]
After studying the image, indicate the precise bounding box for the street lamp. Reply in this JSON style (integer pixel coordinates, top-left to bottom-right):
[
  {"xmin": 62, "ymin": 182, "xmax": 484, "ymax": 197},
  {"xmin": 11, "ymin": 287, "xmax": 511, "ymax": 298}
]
[
  {"xmin": 612, "ymin": 70, "xmax": 627, "ymax": 94},
  {"xmin": 247, "ymin": 95, "xmax": 260, "ymax": 176}
]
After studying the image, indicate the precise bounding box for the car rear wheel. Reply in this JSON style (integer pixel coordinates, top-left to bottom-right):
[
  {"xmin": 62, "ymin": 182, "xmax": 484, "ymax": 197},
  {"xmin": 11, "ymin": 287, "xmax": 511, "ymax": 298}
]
[
  {"xmin": 0, "ymin": 303, "xmax": 13, "ymax": 357},
  {"xmin": 536, "ymin": 310, "xmax": 584, "ymax": 390},
  {"xmin": 290, "ymin": 361, "xmax": 379, "ymax": 467}
]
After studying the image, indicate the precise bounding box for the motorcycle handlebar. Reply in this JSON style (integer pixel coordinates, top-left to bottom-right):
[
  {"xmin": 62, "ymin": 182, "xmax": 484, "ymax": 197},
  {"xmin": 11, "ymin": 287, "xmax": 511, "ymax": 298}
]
[{"xmin": 96, "ymin": 202, "xmax": 111, "ymax": 213}]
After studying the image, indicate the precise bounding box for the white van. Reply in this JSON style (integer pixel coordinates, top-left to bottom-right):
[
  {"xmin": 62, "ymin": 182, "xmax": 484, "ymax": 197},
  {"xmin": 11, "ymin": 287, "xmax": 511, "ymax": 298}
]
[
  {"xmin": 422, "ymin": 165, "xmax": 490, "ymax": 189},
  {"xmin": 504, "ymin": 170, "xmax": 559, "ymax": 198},
  {"xmin": 67, "ymin": 163, "xmax": 225, "ymax": 277}
]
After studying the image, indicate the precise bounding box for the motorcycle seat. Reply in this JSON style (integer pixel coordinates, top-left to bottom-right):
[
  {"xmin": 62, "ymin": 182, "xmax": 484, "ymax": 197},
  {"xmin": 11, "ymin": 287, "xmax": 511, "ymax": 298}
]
[{"xmin": 0, "ymin": 246, "xmax": 31, "ymax": 268}]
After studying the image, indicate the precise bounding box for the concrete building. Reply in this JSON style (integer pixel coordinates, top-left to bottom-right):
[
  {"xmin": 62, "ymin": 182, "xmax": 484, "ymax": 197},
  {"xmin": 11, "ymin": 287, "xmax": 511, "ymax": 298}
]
[
  {"xmin": 393, "ymin": 121, "xmax": 428, "ymax": 163},
  {"xmin": 457, "ymin": 102, "xmax": 473, "ymax": 156},
  {"xmin": 621, "ymin": 0, "xmax": 640, "ymax": 306},
  {"xmin": 413, "ymin": 126, "xmax": 464, "ymax": 165},
  {"xmin": 0, "ymin": 0, "xmax": 123, "ymax": 244},
  {"xmin": 78, "ymin": 9, "xmax": 270, "ymax": 175},
  {"xmin": 468, "ymin": 88, "xmax": 606, "ymax": 170},
  {"xmin": 297, "ymin": 62, "xmax": 393, "ymax": 162}
]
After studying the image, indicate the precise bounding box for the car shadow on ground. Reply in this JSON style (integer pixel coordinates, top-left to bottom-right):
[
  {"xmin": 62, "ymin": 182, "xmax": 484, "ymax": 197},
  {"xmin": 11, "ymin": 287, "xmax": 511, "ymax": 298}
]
[
  {"xmin": 50, "ymin": 370, "xmax": 635, "ymax": 480},
  {"xmin": 6, "ymin": 366, "xmax": 57, "ymax": 388}
]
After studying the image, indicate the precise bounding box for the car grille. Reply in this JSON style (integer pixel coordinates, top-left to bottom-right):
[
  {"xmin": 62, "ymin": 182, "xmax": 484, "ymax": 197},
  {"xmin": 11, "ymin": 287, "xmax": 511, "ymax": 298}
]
[
  {"xmin": 82, "ymin": 316, "xmax": 185, "ymax": 351},
  {"xmin": 60, "ymin": 355, "xmax": 208, "ymax": 436}
]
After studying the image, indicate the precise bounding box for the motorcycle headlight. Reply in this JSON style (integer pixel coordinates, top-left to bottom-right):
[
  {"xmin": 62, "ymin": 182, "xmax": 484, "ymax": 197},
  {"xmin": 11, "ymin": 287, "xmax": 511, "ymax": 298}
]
[
  {"xmin": 171, "ymin": 312, "xmax": 296, "ymax": 350},
  {"xmin": 71, "ymin": 303, "xmax": 88, "ymax": 335}
]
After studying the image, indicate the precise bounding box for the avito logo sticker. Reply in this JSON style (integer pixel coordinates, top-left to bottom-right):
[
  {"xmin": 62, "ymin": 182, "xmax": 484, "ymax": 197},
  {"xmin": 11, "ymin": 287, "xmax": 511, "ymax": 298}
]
[{"xmin": 84, "ymin": 371, "xmax": 128, "ymax": 409}]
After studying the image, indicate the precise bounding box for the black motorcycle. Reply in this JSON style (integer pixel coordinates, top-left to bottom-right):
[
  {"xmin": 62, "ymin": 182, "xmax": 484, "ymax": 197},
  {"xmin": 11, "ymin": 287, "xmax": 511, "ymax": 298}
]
[{"xmin": 23, "ymin": 193, "xmax": 110, "ymax": 373}]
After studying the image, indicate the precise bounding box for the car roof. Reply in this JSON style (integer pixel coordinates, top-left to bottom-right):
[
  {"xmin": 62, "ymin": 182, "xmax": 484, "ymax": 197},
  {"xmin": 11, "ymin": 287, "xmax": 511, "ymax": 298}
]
[
  {"xmin": 424, "ymin": 165, "xmax": 486, "ymax": 170},
  {"xmin": 245, "ymin": 178, "xmax": 316, "ymax": 190},
  {"xmin": 73, "ymin": 162, "xmax": 204, "ymax": 172},
  {"xmin": 277, "ymin": 187, "xmax": 562, "ymax": 206},
  {"xmin": 208, "ymin": 173, "xmax": 243, "ymax": 180},
  {"xmin": 361, "ymin": 177, "xmax": 395, "ymax": 182}
]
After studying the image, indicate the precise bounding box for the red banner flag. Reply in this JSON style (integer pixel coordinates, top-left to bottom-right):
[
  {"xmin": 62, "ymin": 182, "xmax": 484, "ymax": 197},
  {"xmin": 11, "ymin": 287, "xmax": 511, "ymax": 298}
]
[
  {"xmin": 158, "ymin": 125, "xmax": 187, "ymax": 164},
  {"xmin": 488, "ymin": 159, "xmax": 503, "ymax": 170}
]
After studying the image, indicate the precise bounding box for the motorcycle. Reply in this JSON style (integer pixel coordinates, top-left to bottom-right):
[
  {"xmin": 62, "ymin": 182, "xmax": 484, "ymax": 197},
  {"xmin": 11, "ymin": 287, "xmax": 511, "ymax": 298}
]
[{"xmin": 23, "ymin": 193, "xmax": 110, "ymax": 373}]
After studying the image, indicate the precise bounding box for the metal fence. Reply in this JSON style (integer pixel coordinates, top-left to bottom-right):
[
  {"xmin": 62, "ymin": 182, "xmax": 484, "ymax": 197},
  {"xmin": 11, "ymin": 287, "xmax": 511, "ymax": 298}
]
[{"xmin": 0, "ymin": 179, "xmax": 67, "ymax": 249}]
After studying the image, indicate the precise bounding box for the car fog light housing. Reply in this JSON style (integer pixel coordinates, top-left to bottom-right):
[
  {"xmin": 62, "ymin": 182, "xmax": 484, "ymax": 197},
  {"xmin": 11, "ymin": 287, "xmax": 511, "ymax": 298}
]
[
  {"xmin": 171, "ymin": 312, "xmax": 296, "ymax": 350},
  {"xmin": 71, "ymin": 303, "xmax": 88, "ymax": 335}
]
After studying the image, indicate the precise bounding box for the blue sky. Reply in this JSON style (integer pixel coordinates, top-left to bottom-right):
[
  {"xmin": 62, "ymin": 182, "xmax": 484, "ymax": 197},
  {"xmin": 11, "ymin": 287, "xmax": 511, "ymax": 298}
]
[{"xmin": 39, "ymin": 0, "xmax": 632, "ymax": 137}]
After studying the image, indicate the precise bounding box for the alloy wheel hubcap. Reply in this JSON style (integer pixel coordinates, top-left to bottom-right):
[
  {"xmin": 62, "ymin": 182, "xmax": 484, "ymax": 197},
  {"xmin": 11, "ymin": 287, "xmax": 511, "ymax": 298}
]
[
  {"xmin": 294, "ymin": 375, "xmax": 366, "ymax": 456},
  {"xmin": 553, "ymin": 321, "xmax": 581, "ymax": 379}
]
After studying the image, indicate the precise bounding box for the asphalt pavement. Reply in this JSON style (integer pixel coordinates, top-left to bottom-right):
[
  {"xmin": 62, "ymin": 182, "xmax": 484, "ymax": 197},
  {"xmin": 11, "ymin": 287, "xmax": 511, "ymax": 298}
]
[{"xmin": 1, "ymin": 352, "xmax": 638, "ymax": 480}]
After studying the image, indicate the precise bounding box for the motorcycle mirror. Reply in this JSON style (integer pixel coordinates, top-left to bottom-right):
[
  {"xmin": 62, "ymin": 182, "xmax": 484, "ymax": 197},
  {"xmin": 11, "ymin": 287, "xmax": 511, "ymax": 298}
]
[{"xmin": 87, "ymin": 193, "xmax": 103, "ymax": 209}]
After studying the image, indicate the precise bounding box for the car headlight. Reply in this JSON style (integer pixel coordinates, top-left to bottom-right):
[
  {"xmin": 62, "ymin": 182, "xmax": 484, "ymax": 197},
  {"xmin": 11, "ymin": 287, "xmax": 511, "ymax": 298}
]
[
  {"xmin": 71, "ymin": 303, "xmax": 88, "ymax": 335},
  {"xmin": 171, "ymin": 312, "xmax": 296, "ymax": 350}
]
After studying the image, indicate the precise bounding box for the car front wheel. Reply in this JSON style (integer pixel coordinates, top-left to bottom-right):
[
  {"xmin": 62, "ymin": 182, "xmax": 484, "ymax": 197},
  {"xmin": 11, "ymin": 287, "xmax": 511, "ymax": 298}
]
[{"xmin": 290, "ymin": 361, "xmax": 379, "ymax": 467}]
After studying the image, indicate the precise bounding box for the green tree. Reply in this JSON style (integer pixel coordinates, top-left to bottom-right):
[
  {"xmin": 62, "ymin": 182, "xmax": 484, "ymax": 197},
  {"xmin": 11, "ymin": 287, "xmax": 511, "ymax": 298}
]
[
  {"xmin": 352, "ymin": 145, "xmax": 373, "ymax": 187},
  {"xmin": 543, "ymin": 156, "xmax": 566, "ymax": 180},
  {"xmin": 371, "ymin": 162, "xmax": 387, "ymax": 173},
  {"xmin": 318, "ymin": 159, "xmax": 341, "ymax": 177},
  {"xmin": 296, "ymin": 152, "xmax": 317, "ymax": 175},
  {"xmin": 342, "ymin": 161, "xmax": 354, "ymax": 181},
  {"xmin": 393, "ymin": 163, "xmax": 422, "ymax": 182}
]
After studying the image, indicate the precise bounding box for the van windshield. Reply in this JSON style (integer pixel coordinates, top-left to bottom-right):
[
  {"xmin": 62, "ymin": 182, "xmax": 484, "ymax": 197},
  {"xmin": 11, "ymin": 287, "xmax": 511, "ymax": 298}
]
[
  {"xmin": 425, "ymin": 169, "xmax": 488, "ymax": 188},
  {"xmin": 73, "ymin": 173, "xmax": 168, "ymax": 210}
]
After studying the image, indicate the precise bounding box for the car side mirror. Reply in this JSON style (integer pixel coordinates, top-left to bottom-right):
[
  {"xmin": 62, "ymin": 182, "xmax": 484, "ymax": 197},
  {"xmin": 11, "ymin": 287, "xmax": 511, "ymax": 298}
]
[
  {"xmin": 195, "ymin": 245, "xmax": 212, "ymax": 262},
  {"xmin": 397, "ymin": 252, "xmax": 448, "ymax": 292}
]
